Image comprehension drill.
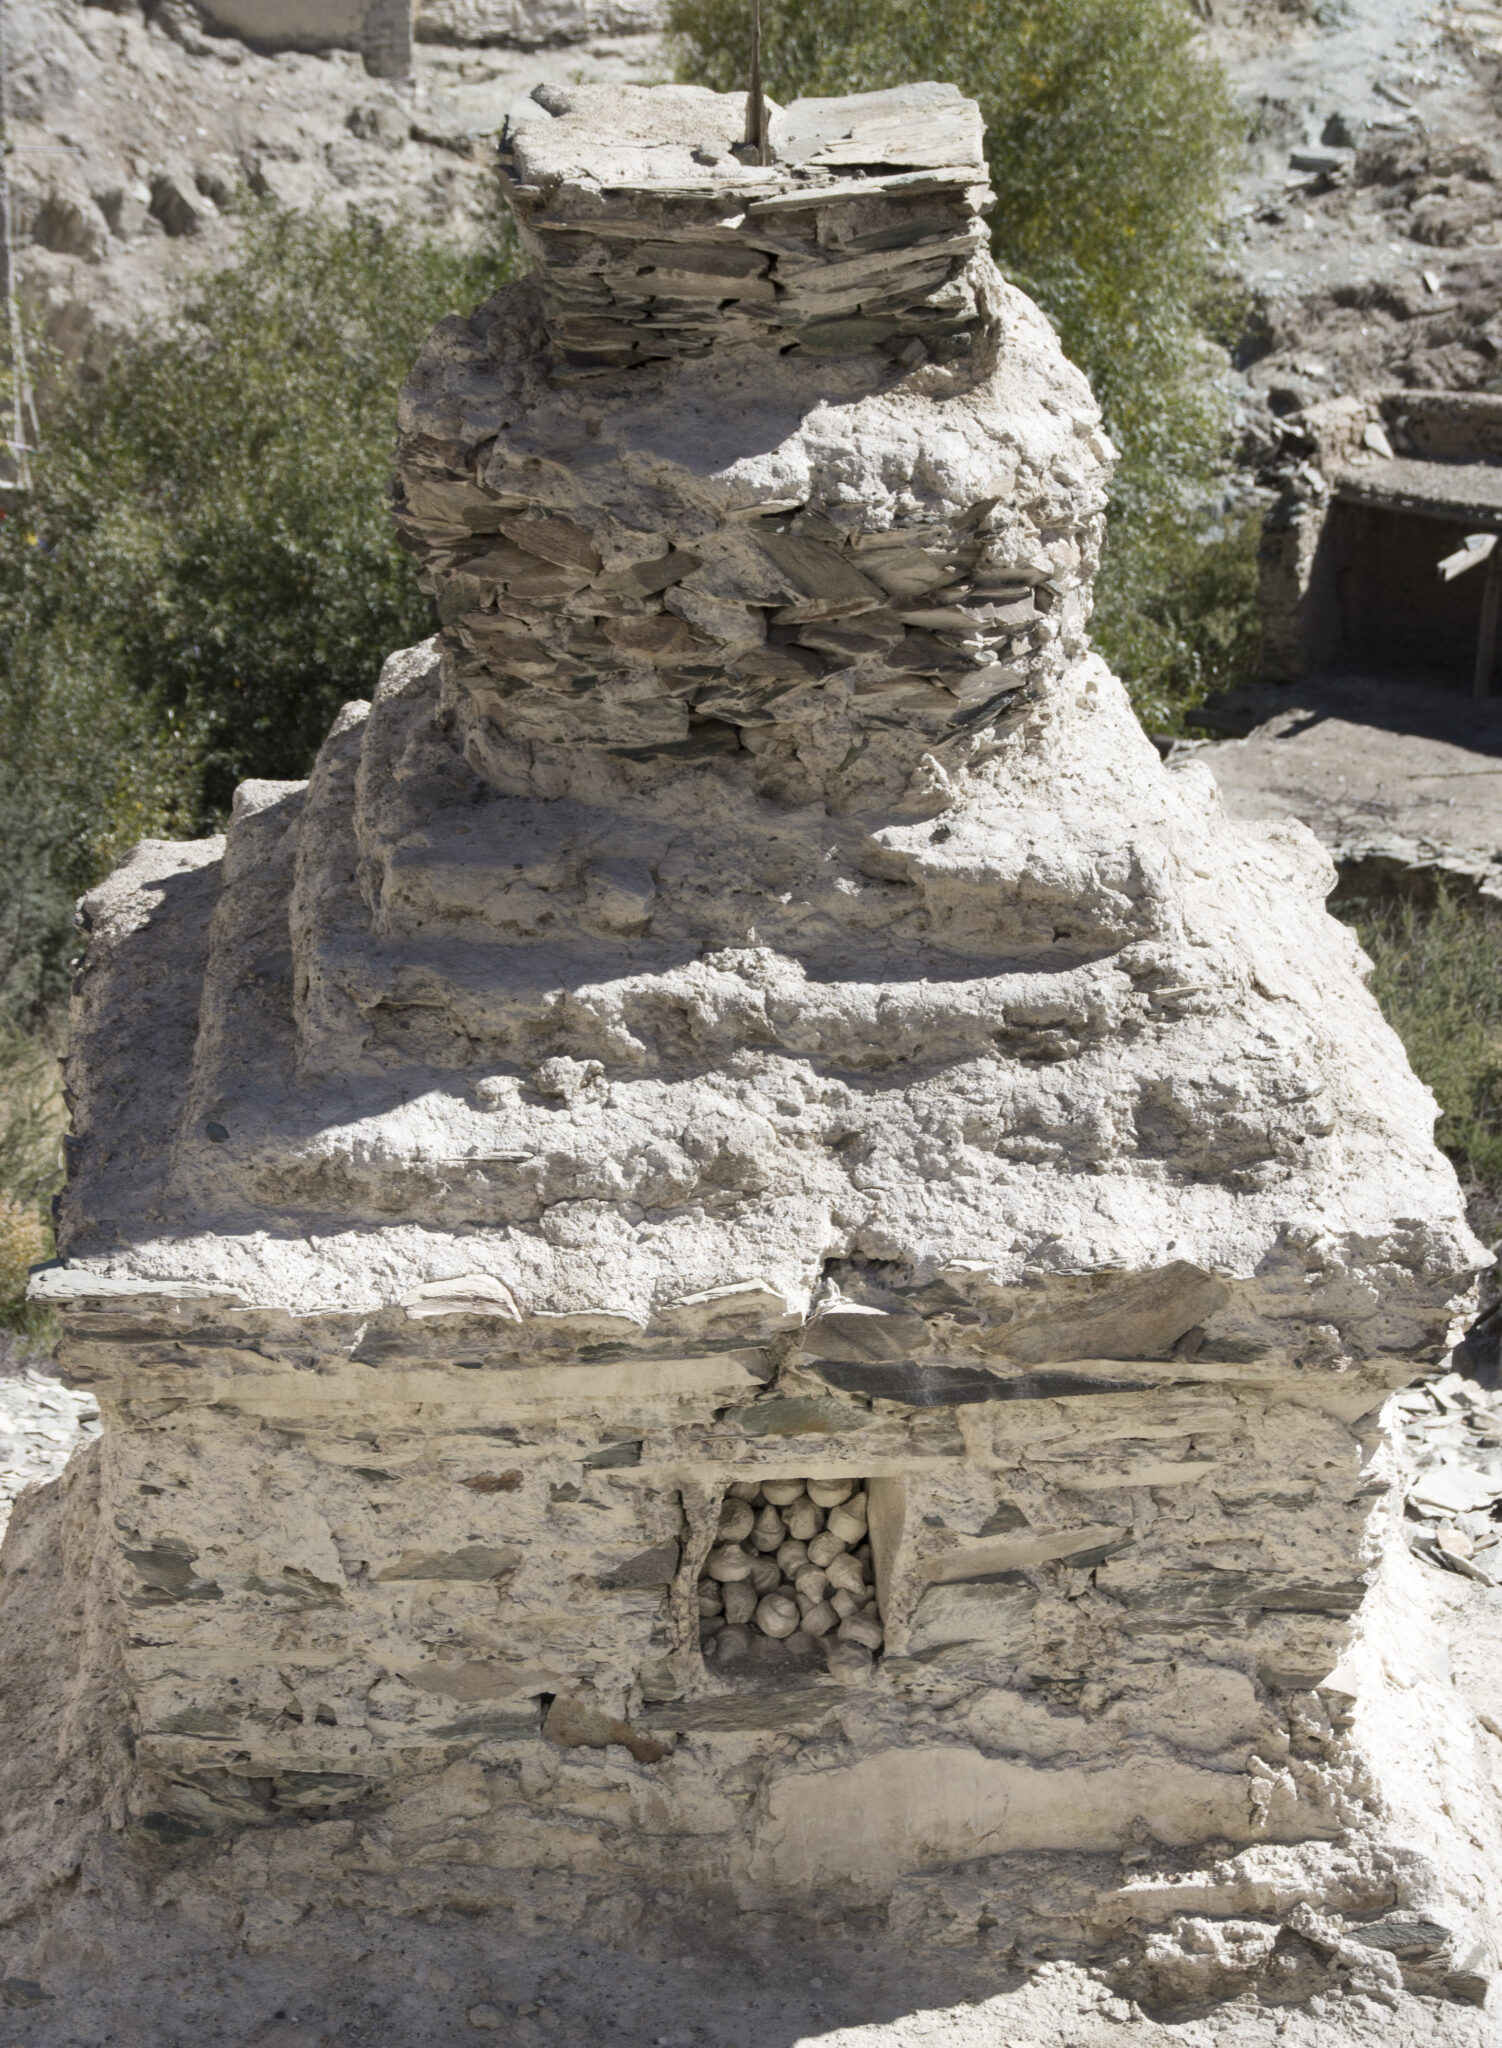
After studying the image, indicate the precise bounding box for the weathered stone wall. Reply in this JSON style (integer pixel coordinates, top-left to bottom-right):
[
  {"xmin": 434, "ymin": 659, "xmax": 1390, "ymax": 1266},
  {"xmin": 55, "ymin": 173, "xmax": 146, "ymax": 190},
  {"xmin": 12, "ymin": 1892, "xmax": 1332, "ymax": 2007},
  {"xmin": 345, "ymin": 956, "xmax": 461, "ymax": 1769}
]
[
  {"xmin": 416, "ymin": 0, "xmax": 661, "ymax": 46},
  {"xmin": 1258, "ymin": 389, "xmax": 1502, "ymax": 684},
  {"xmin": 12, "ymin": 80, "xmax": 1500, "ymax": 2020},
  {"xmin": 194, "ymin": 0, "xmax": 413, "ymax": 76},
  {"xmin": 187, "ymin": 0, "xmax": 660, "ymax": 66}
]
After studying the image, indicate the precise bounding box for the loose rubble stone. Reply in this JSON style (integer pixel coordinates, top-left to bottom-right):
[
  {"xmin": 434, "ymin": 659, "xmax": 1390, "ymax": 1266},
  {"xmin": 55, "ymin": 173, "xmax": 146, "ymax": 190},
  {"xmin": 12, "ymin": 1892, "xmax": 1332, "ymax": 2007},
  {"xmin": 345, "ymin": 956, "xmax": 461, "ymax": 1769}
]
[
  {"xmin": 696, "ymin": 1478, "xmax": 884, "ymax": 1670},
  {"xmin": 3, "ymin": 80, "xmax": 1500, "ymax": 2036},
  {"xmin": 1397, "ymin": 1366, "xmax": 1502, "ymax": 1588}
]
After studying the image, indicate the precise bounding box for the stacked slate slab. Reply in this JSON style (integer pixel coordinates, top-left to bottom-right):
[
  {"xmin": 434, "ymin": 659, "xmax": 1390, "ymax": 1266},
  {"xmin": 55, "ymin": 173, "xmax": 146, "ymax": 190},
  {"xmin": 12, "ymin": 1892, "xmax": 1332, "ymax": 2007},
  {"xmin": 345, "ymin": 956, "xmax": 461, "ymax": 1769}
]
[
  {"xmin": 394, "ymin": 85, "xmax": 1072, "ymax": 840},
  {"xmin": 496, "ymin": 83, "xmax": 992, "ymax": 375},
  {"xmin": 9, "ymin": 81, "xmax": 1502, "ymax": 2027}
]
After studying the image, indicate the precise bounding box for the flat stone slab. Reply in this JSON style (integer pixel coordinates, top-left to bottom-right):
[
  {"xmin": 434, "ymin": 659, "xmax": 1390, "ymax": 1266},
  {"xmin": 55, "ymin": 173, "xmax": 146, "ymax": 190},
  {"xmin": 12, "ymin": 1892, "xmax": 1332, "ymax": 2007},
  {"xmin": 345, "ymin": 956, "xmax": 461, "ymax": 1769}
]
[
  {"xmin": 639, "ymin": 1684, "xmax": 856, "ymax": 1732},
  {"xmin": 1182, "ymin": 673, "xmax": 1502, "ymax": 897},
  {"xmin": 1334, "ymin": 455, "xmax": 1502, "ymax": 527}
]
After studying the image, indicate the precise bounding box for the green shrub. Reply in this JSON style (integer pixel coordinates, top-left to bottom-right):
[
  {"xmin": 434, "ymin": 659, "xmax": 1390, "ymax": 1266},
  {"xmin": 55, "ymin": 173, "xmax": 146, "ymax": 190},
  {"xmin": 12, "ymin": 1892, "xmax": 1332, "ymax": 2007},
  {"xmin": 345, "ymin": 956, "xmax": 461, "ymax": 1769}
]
[
  {"xmin": 0, "ymin": 613, "xmax": 201, "ymax": 1022},
  {"xmin": 1337, "ymin": 889, "xmax": 1502, "ymax": 1244},
  {"xmin": 1093, "ymin": 507, "xmax": 1264, "ymax": 734},
  {"xmin": 0, "ymin": 206, "xmax": 520, "ymax": 1026},
  {"xmin": 8, "ymin": 208, "xmax": 518, "ymax": 817},
  {"xmin": 668, "ymin": 0, "xmax": 1256, "ymax": 725}
]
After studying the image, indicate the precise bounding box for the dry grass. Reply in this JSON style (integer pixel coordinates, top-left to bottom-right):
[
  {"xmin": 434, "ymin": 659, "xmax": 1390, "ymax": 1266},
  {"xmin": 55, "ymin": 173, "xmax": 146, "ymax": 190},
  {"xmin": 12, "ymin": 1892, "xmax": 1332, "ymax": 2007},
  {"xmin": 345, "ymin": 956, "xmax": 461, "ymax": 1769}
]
[
  {"xmin": 0, "ymin": 1194, "xmax": 48, "ymax": 1317},
  {"xmin": 0, "ymin": 1027, "xmax": 65, "ymax": 1336},
  {"xmin": 1335, "ymin": 888, "xmax": 1502, "ymax": 1246}
]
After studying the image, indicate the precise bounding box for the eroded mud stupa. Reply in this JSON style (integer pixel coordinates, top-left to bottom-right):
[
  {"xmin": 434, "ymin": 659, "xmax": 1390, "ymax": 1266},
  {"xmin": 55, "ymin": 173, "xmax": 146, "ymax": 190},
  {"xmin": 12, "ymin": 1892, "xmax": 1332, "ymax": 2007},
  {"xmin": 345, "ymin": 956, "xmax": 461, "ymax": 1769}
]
[{"xmin": 8, "ymin": 80, "xmax": 1502, "ymax": 2023}]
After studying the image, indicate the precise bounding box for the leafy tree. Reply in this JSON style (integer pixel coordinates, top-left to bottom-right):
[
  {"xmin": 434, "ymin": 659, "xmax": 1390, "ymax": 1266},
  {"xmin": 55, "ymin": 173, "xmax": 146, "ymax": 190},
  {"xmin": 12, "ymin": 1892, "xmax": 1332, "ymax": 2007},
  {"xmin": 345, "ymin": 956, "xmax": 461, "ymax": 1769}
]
[
  {"xmin": 0, "ymin": 206, "xmax": 520, "ymax": 1027},
  {"xmin": 0, "ymin": 1025, "xmax": 63, "ymax": 1331},
  {"xmin": 4, "ymin": 207, "xmax": 518, "ymax": 818},
  {"xmin": 669, "ymin": 0, "xmax": 1253, "ymax": 726},
  {"xmin": 1095, "ymin": 507, "xmax": 1263, "ymax": 732}
]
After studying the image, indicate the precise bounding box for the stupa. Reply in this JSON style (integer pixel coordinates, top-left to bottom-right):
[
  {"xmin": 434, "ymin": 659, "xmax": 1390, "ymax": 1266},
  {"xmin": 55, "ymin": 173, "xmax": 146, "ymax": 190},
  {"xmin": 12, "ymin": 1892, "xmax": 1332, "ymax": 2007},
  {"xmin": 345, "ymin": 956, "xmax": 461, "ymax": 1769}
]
[{"xmin": 12, "ymin": 79, "xmax": 1500, "ymax": 2020}]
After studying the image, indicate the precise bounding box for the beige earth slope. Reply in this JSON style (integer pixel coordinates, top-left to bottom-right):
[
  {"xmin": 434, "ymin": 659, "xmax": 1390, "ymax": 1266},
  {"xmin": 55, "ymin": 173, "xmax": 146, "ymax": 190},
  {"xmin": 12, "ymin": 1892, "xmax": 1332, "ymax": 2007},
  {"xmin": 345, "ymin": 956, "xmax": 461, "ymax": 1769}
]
[{"xmin": 1207, "ymin": 0, "xmax": 1502, "ymax": 439}]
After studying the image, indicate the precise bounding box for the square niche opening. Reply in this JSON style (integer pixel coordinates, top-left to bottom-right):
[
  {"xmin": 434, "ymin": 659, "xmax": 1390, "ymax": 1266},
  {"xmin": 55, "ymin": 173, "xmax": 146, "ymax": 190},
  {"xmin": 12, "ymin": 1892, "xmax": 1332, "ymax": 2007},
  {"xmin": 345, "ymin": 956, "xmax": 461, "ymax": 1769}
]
[{"xmin": 697, "ymin": 1475, "xmax": 886, "ymax": 1685}]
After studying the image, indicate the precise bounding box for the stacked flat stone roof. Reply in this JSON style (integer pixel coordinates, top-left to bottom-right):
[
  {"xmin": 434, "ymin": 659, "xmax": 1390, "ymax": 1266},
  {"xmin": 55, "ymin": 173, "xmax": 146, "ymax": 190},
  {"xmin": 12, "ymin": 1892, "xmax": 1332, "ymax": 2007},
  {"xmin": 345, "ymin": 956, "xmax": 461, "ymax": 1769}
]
[{"xmin": 499, "ymin": 82, "xmax": 994, "ymax": 373}]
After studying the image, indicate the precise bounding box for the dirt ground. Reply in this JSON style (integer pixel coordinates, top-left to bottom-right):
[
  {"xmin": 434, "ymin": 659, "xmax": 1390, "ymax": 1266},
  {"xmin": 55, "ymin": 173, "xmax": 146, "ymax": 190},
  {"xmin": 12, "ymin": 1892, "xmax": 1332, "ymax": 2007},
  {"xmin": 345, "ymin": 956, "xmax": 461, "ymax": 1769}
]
[
  {"xmin": 1203, "ymin": 0, "xmax": 1502, "ymax": 430},
  {"xmin": 1180, "ymin": 674, "xmax": 1502, "ymax": 897},
  {"xmin": 0, "ymin": 1886, "xmax": 1490, "ymax": 2047}
]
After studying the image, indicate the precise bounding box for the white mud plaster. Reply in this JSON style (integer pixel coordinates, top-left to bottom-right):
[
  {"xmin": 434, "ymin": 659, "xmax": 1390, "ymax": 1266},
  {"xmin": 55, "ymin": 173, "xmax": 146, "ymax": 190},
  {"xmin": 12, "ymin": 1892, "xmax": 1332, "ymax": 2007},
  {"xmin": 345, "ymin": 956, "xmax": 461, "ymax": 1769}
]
[
  {"xmin": 5, "ymin": 82, "xmax": 1500, "ymax": 2039},
  {"xmin": 0, "ymin": 1347, "xmax": 100, "ymax": 1543}
]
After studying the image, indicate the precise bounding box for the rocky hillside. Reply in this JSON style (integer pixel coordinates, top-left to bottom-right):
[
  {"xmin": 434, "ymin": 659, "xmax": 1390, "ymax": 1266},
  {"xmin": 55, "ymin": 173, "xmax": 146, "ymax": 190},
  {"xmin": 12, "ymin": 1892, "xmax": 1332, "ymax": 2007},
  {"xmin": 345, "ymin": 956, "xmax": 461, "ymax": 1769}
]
[
  {"xmin": 1205, "ymin": 0, "xmax": 1502, "ymax": 453},
  {"xmin": 15, "ymin": 0, "xmax": 1502, "ymax": 423},
  {"xmin": 6, "ymin": 0, "xmax": 667, "ymax": 376}
]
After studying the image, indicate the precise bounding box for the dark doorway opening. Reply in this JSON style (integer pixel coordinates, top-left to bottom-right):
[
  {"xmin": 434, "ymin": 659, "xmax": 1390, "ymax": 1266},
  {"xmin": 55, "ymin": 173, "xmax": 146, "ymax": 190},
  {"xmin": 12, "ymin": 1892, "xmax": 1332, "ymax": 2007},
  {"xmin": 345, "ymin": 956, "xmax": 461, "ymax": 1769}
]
[{"xmin": 1309, "ymin": 499, "xmax": 1502, "ymax": 696}]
